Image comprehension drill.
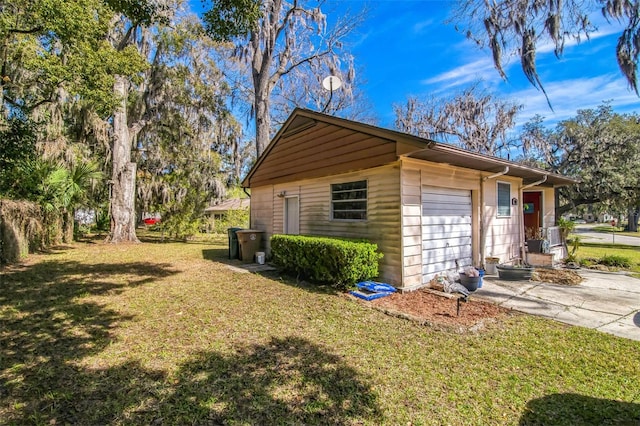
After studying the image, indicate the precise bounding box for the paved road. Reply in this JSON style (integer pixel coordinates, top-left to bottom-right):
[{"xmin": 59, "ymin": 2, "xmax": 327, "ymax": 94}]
[
  {"xmin": 573, "ymin": 223, "xmax": 640, "ymax": 246},
  {"xmin": 476, "ymin": 269, "xmax": 640, "ymax": 341}
]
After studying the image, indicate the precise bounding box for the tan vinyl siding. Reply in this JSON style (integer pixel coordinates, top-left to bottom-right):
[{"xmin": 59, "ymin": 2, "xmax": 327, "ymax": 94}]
[
  {"xmin": 483, "ymin": 177, "xmax": 523, "ymax": 263},
  {"xmin": 249, "ymin": 186, "xmax": 274, "ymax": 252},
  {"xmin": 401, "ymin": 168, "xmax": 422, "ymax": 289},
  {"xmin": 250, "ymin": 164, "xmax": 402, "ymax": 286},
  {"xmin": 248, "ymin": 122, "xmax": 397, "ymax": 187},
  {"xmin": 244, "ymin": 110, "xmax": 570, "ymax": 290}
]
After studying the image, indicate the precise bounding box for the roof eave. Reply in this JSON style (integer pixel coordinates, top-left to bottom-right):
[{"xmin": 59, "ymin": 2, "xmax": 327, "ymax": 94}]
[
  {"xmin": 242, "ymin": 108, "xmax": 578, "ymax": 188},
  {"xmin": 404, "ymin": 142, "xmax": 578, "ymax": 187}
]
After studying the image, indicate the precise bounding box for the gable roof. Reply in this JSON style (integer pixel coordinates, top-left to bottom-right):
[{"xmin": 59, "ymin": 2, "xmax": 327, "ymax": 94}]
[{"xmin": 242, "ymin": 108, "xmax": 577, "ymax": 188}]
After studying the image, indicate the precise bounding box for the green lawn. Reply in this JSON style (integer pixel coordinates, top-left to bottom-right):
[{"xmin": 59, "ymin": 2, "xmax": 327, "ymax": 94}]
[
  {"xmin": 1, "ymin": 234, "xmax": 639, "ymax": 425},
  {"xmin": 576, "ymin": 242, "xmax": 640, "ymax": 274}
]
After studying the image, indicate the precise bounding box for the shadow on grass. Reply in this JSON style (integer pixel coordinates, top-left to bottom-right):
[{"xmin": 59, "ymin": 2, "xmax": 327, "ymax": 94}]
[
  {"xmin": 202, "ymin": 247, "xmax": 232, "ymax": 261},
  {"xmin": 3, "ymin": 335, "xmax": 382, "ymax": 424},
  {"xmin": 520, "ymin": 393, "xmax": 640, "ymax": 425},
  {"xmin": 1, "ymin": 256, "xmax": 381, "ymax": 424},
  {"xmin": 161, "ymin": 336, "xmax": 382, "ymax": 424},
  {"xmin": 201, "ymin": 248, "xmax": 342, "ymax": 296},
  {"xmin": 0, "ymin": 259, "xmax": 178, "ymax": 423}
]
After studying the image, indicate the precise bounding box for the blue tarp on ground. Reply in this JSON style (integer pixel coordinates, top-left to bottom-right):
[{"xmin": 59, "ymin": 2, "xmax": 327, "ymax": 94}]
[{"xmin": 349, "ymin": 281, "xmax": 397, "ymax": 301}]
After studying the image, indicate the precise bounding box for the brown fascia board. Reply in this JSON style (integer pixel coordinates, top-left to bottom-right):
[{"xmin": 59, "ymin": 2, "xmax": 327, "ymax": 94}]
[
  {"xmin": 423, "ymin": 142, "xmax": 579, "ymax": 187},
  {"xmin": 241, "ymin": 108, "xmax": 578, "ymax": 188}
]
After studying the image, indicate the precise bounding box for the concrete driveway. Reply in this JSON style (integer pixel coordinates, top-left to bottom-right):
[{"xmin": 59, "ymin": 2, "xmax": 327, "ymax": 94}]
[{"xmin": 475, "ymin": 269, "xmax": 640, "ymax": 341}]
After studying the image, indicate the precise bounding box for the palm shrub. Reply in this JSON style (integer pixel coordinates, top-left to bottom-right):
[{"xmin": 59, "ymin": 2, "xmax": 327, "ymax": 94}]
[
  {"xmin": 557, "ymin": 217, "xmax": 576, "ymax": 241},
  {"xmin": 565, "ymin": 236, "xmax": 581, "ymax": 264},
  {"xmin": 270, "ymin": 235, "xmax": 383, "ymax": 290}
]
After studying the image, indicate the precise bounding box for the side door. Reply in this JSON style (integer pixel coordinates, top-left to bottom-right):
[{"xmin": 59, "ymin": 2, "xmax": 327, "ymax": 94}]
[{"xmin": 284, "ymin": 196, "xmax": 299, "ymax": 235}]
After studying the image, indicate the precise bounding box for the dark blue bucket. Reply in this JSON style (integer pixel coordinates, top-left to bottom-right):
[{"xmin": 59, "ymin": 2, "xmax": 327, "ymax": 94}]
[{"xmin": 476, "ymin": 268, "xmax": 485, "ymax": 288}]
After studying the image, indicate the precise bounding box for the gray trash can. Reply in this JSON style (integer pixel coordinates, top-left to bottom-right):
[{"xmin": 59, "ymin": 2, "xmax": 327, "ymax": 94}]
[{"xmin": 227, "ymin": 227, "xmax": 243, "ymax": 259}]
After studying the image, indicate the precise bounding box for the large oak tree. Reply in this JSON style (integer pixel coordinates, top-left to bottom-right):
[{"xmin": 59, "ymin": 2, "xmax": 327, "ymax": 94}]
[
  {"xmin": 520, "ymin": 104, "xmax": 640, "ymax": 222},
  {"xmin": 205, "ymin": 0, "xmax": 363, "ymax": 157}
]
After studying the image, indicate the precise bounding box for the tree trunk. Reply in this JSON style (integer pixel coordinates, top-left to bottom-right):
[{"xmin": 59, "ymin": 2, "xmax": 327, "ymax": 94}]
[
  {"xmin": 628, "ymin": 209, "xmax": 638, "ymax": 232},
  {"xmin": 107, "ymin": 74, "xmax": 139, "ymax": 243},
  {"xmin": 62, "ymin": 210, "xmax": 74, "ymax": 243},
  {"xmin": 251, "ymin": 25, "xmax": 273, "ymax": 159},
  {"xmin": 254, "ymin": 91, "xmax": 270, "ymax": 158}
]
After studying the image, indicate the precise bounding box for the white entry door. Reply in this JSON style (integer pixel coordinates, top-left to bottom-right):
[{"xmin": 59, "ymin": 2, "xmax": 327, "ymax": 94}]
[
  {"xmin": 284, "ymin": 196, "xmax": 299, "ymax": 235},
  {"xmin": 421, "ymin": 186, "xmax": 472, "ymax": 281}
]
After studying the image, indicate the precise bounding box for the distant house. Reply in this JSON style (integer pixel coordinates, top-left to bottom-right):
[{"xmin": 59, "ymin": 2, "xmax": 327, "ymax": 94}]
[
  {"xmin": 204, "ymin": 198, "xmax": 250, "ymax": 230},
  {"xmin": 598, "ymin": 213, "xmax": 614, "ymax": 223},
  {"xmin": 241, "ymin": 109, "xmax": 576, "ymax": 291}
]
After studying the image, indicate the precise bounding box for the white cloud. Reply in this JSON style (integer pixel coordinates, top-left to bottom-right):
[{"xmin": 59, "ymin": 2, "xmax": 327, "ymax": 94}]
[
  {"xmin": 421, "ymin": 58, "xmax": 501, "ymax": 89},
  {"xmin": 505, "ymin": 75, "xmax": 639, "ymax": 128},
  {"xmin": 436, "ymin": 16, "xmax": 626, "ymax": 82},
  {"xmin": 536, "ymin": 24, "xmax": 623, "ymax": 55},
  {"xmin": 413, "ymin": 19, "xmax": 435, "ymax": 34}
]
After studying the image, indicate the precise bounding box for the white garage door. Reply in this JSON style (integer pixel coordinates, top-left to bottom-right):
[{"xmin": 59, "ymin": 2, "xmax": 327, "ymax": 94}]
[{"xmin": 422, "ymin": 186, "xmax": 472, "ymax": 281}]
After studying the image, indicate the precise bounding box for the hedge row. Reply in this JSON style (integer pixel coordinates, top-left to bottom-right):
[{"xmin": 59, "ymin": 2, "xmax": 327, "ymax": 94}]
[{"xmin": 270, "ymin": 234, "xmax": 383, "ymax": 289}]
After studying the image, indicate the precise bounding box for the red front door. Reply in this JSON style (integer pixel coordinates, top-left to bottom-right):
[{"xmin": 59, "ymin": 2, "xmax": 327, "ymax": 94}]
[{"xmin": 523, "ymin": 191, "xmax": 542, "ymax": 238}]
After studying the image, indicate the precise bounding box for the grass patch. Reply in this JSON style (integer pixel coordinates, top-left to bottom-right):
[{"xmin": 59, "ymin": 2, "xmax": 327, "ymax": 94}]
[
  {"xmin": 577, "ymin": 243, "xmax": 640, "ymax": 274},
  {"xmin": 1, "ymin": 233, "xmax": 639, "ymax": 424}
]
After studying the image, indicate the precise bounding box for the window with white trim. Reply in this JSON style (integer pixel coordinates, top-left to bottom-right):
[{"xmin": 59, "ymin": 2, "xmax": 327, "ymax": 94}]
[
  {"xmin": 497, "ymin": 181, "xmax": 511, "ymax": 217},
  {"xmin": 331, "ymin": 180, "xmax": 367, "ymax": 220}
]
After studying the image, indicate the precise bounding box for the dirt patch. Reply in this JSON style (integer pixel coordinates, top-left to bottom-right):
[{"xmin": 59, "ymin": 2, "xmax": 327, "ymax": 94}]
[
  {"xmin": 531, "ymin": 268, "xmax": 583, "ymax": 285},
  {"xmin": 360, "ymin": 289, "xmax": 513, "ymax": 332}
]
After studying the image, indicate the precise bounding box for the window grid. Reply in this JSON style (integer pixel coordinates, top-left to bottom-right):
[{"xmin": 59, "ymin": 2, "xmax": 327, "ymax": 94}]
[
  {"xmin": 497, "ymin": 181, "xmax": 511, "ymax": 217},
  {"xmin": 331, "ymin": 180, "xmax": 367, "ymax": 221}
]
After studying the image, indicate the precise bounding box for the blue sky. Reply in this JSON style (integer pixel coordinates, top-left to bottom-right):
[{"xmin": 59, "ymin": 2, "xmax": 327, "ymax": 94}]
[
  {"xmin": 189, "ymin": 0, "xmax": 639, "ymax": 131},
  {"xmin": 322, "ymin": 0, "xmax": 639, "ymax": 129}
]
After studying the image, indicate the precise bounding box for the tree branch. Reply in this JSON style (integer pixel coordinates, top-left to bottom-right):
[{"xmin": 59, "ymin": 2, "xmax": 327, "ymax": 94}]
[{"xmin": 8, "ymin": 26, "xmax": 44, "ymax": 34}]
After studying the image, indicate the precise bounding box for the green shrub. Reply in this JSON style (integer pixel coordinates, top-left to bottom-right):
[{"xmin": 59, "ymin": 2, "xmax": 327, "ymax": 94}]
[
  {"xmin": 207, "ymin": 208, "xmax": 250, "ymax": 234},
  {"xmin": 270, "ymin": 234, "xmax": 383, "ymax": 289},
  {"xmin": 579, "ymin": 258, "xmax": 594, "ymax": 267},
  {"xmin": 599, "ymin": 254, "xmax": 632, "ymax": 268}
]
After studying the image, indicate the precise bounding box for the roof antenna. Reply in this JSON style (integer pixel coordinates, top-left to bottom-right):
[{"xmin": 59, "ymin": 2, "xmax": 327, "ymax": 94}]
[{"xmin": 321, "ymin": 75, "xmax": 342, "ymax": 113}]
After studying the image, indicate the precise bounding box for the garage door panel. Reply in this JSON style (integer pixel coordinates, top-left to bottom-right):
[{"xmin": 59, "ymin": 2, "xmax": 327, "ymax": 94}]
[
  {"xmin": 422, "ymin": 236, "xmax": 472, "ymax": 250},
  {"xmin": 421, "ymin": 185, "xmax": 472, "ymax": 278},
  {"xmin": 422, "ymin": 207, "xmax": 470, "ymax": 216},
  {"xmin": 422, "ymin": 216, "xmax": 472, "ymax": 226},
  {"xmin": 422, "ymin": 215, "xmax": 471, "ymax": 226},
  {"xmin": 422, "ymin": 186, "xmax": 469, "ymax": 197},
  {"xmin": 422, "ymin": 246, "xmax": 472, "ymax": 264},
  {"xmin": 422, "ymin": 258, "xmax": 473, "ymax": 277},
  {"xmin": 422, "ymin": 226, "xmax": 472, "ymax": 240}
]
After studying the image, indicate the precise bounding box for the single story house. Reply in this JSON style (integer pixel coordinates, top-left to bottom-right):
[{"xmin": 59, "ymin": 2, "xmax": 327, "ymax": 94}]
[
  {"xmin": 204, "ymin": 198, "xmax": 250, "ymax": 221},
  {"xmin": 242, "ymin": 108, "xmax": 576, "ymax": 291},
  {"xmin": 203, "ymin": 198, "xmax": 250, "ymax": 232}
]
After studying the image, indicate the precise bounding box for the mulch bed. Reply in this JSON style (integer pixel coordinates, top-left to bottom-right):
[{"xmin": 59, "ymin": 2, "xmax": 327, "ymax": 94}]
[{"xmin": 359, "ymin": 288, "xmax": 513, "ymax": 332}]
